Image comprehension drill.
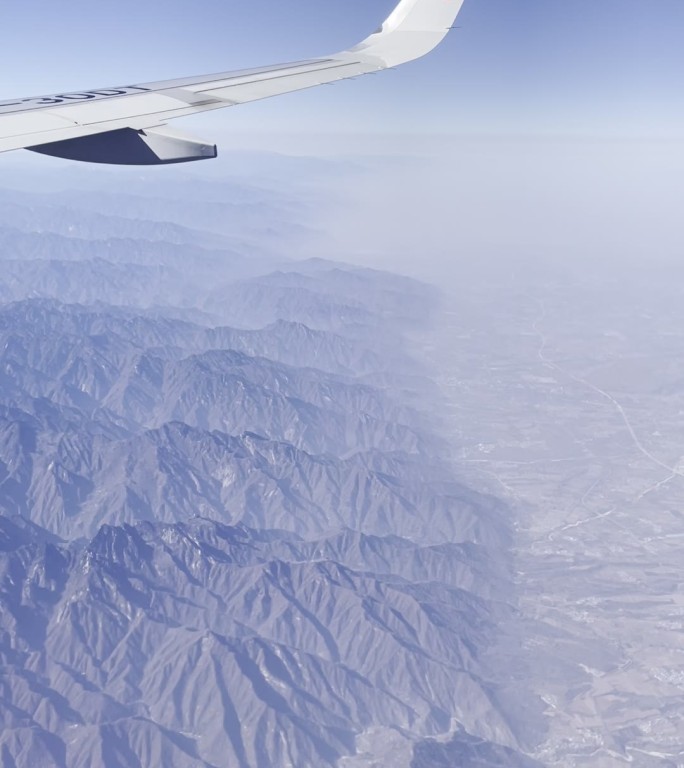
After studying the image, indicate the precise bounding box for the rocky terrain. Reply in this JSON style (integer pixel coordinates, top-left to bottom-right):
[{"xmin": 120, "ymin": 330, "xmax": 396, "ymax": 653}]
[{"xmin": 0, "ymin": 171, "xmax": 538, "ymax": 767}]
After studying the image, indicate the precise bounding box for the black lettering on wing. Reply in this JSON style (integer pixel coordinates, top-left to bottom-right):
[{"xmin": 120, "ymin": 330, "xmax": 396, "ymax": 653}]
[
  {"xmin": 0, "ymin": 85, "xmax": 154, "ymax": 112},
  {"xmin": 87, "ymin": 90, "xmax": 129, "ymax": 97},
  {"xmin": 55, "ymin": 93, "xmax": 98, "ymax": 101}
]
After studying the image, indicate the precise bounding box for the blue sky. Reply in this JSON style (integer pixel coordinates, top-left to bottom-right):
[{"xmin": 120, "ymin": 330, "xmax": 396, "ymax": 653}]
[
  {"xmin": 2, "ymin": 0, "xmax": 684, "ymax": 139},
  {"xmin": 2, "ymin": 0, "xmax": 683, "ymax": 280}
]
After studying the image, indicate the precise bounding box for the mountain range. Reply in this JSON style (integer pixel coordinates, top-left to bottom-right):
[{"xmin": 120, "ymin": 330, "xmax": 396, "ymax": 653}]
[{"xmin": 0, "ymin": 178, "xmax": 541, "ymax": 767}]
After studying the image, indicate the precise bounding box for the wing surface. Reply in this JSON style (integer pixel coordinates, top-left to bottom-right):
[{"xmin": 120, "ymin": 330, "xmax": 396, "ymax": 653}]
[{"xmin": 0, "ymin": 0, "xmax": 466, "ymax": 163}]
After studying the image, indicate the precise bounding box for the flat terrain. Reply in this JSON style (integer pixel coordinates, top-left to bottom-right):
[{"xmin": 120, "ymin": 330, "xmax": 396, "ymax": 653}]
[{"xmin": 427, "ymin": 266, "xmax": 684, "ymax": 767}]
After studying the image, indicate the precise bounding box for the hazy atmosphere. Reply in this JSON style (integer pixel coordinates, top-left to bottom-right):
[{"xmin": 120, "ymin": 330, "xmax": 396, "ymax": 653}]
[{"xmin": 1, "ymin": 0, "xmax": 684, "ymax": 766}]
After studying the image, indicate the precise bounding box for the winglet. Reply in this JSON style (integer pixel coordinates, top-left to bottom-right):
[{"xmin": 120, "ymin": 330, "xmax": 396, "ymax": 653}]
[{"xmin": 349, "ymin": 0, "xmax": 467, "ymax": 67}]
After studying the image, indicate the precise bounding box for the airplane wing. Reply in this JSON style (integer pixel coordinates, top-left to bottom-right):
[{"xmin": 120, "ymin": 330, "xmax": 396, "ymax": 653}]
[{"xmin": 0, "ymin": 0, "xmax": 466, "ymax": 165}]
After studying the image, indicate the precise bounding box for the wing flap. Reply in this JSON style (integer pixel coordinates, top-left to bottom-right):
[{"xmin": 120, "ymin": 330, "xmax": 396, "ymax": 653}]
[{"xmin": 0, "ymin": 111, "xmax": 77, "ymax": 140}]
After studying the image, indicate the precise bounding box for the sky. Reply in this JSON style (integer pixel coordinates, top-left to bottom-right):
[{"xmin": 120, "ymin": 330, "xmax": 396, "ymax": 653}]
[
  {"xmin": 2, "ymin": 0, "xmax": 683, "ymax": 281},
  {"xmin": 2, "ymin": 0, "xmax": 684, "ymax": 140}
]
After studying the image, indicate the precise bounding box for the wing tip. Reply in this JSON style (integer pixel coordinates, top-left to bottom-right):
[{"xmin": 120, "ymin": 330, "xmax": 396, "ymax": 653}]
[{"xmin": 350, "ymin": 0, "xmax": 466, "ymax": 67}]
